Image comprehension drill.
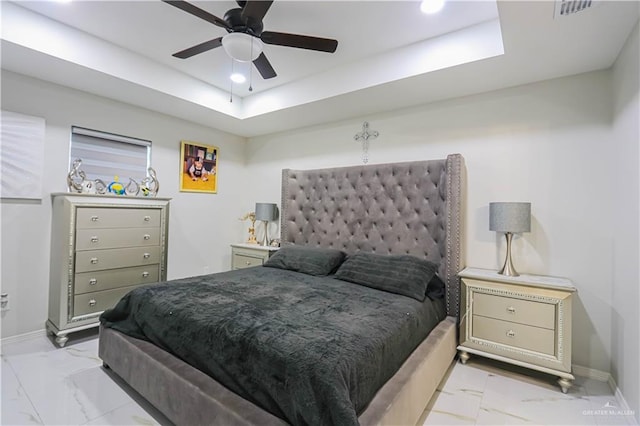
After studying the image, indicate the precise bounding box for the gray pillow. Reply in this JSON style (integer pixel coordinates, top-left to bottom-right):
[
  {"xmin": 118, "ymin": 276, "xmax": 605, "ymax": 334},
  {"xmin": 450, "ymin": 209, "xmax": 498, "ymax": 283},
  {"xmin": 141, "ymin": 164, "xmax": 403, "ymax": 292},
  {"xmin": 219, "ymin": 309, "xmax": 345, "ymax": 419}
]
[
  {"xmin": 263, "ymin": 245, "xmax": 346, "ymax": 276},
  {"xmin": 334, "ymin": 252, "xmax": 439, "ymax": 301}
]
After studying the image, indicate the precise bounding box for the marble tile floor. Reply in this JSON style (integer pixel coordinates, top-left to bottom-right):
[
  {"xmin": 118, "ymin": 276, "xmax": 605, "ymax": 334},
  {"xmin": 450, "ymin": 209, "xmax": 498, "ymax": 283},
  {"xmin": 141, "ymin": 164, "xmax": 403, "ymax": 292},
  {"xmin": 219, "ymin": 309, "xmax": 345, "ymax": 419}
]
[
  {"xmin": 420, "ymin": 357, "xmax": 638, "ymax": 426},
  {"xmin": 1, "ymin": 330, "xmax": 637, "ymax": 426}
]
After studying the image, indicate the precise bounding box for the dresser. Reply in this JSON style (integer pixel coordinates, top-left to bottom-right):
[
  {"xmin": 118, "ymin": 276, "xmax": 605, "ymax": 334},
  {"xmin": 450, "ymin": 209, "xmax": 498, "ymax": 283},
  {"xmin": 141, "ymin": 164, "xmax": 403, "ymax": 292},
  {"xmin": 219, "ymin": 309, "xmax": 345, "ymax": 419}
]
[
  {"xmin": 231, "ymin": 243, "xmax": 278, "ymax": 270},
  {"xmin": 47, "ymin": 193, "xmax": 170, "ymax": 347},
  {"xmin": 457, "ymin": 267, "xmax": 576, "ymax": 393}
]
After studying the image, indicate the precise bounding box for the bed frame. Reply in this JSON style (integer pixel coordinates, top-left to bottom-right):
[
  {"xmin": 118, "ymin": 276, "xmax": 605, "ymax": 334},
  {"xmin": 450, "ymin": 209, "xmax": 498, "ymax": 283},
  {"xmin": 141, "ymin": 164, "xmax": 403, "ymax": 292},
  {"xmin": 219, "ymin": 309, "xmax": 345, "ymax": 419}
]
[{"xmin": 99, "ymin": 153, "xmax": 465, "ymax": 425}]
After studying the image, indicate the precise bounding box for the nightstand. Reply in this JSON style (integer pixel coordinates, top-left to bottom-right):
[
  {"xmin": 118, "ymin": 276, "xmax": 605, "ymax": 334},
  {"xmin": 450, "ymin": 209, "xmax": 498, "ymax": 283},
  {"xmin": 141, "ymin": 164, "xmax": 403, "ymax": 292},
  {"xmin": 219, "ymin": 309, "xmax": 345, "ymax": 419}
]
[
  {"xmin": 231, "ymin": 243, "xmax": 279, "ymax": 270},
  {"xmin": 457, "ymin": 267, "xmax": 577, "ymax": 393}
]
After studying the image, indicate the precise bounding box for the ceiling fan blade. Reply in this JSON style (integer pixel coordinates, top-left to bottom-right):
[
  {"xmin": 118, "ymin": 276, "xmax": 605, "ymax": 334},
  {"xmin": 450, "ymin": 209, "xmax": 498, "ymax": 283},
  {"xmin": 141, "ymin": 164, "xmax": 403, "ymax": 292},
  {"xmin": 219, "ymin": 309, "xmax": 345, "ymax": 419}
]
[
  {"xmin": 162, "ymin": 0, "xmax": 230, "ymax": 30},
  {"xmin": 261, "ymin": 31, "xmax": 338, "ymax": 53},
  {"xmin": 241, "ymin": 0, "xmax": 273, "ymax": 23},
  {"xmin": 172, "ymin": 37, "xmax": 223, "ymax": 59},
  {"xmin": 253, "ymin": 52, "xmax": 277, "ymax": 79}
]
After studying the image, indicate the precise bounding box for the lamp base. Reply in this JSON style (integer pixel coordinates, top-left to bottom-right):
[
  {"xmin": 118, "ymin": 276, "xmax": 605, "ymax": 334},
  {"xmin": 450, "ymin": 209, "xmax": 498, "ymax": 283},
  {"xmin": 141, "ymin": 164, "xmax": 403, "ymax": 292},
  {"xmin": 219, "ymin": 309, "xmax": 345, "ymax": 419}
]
[
  {"xmin": 498, "ymin": 232, "xmax": 520, "ymax": 277},
  {"xmin": 261, "ymin": 220, "xmax": 269, "ymax": 247}
]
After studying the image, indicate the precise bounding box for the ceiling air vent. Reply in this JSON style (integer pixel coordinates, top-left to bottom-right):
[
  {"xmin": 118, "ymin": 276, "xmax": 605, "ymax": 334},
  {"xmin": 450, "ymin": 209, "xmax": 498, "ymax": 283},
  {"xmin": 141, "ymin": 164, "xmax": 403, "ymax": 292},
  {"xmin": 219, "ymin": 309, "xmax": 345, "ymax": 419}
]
[{"xmin": 554, "ymin": 0, "xmax": 597, "ymax": 18}]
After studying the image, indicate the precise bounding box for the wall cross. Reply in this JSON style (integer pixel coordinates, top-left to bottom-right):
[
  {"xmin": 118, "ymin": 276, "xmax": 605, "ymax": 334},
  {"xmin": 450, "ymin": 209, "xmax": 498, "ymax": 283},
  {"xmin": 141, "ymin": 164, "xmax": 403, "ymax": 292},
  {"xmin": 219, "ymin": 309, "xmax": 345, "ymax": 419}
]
[{"xmin": 354, "ymin": 121, "xmax": 379, "ymax": 164}]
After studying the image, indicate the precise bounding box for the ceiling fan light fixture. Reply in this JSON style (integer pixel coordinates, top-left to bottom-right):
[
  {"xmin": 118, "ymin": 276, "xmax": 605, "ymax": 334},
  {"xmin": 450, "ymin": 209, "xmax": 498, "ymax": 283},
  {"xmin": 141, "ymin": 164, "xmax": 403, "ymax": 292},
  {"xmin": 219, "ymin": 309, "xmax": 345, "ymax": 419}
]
[
  {"xmin": 230, "ymin": 72, "xmax": 246, "ymax": 83},
  {"xmin": 222, "ymin": 33, "xmax": 263, "ymax": 62}
]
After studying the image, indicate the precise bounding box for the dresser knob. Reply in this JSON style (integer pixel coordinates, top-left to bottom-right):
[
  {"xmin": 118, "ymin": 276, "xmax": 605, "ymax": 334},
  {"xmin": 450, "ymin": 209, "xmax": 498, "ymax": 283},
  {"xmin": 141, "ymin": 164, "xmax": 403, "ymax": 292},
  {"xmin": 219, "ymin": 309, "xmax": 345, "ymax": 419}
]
[
  {"xmin": 90, "ymin": 236, "xmax": 99, "ymax": 243},
  {"xmin": 89, "ymin": 278, "xmax": 97, "ymax": 286},
  {"xmin": 143, "ymin": 234, "xmax": 151, "ymax": 240},
  {"xmin": 144, "ymin": 215, "xmax": 151, "ymax": 222},
  {"xmin": 91, "ymin": 216, "xmax": 99, "ymax": 222},
  {"xmin": 507, "ymin": 306, "xmax": 516, "ymax": 314},
  {"xmin": 506, "ymin": 330, "xmax": 516, "ymax": 338},
  {"xmin": 246, "ymin": 261, "xmax": 251, "ymax": 265},
  {"xmin": 88, "ymin": 299, "xmax": 97, "ymax": 307},
  {"xmin": 142, "ymin": 271, "xmax": 150, "ymax": 278},
  {"xmin": 90, "ymin": 257, "xmax": 98, "ymax": 264},
  {"xmin": 143, "ymin": 253, "xmax": 151, "ymax": 259}
]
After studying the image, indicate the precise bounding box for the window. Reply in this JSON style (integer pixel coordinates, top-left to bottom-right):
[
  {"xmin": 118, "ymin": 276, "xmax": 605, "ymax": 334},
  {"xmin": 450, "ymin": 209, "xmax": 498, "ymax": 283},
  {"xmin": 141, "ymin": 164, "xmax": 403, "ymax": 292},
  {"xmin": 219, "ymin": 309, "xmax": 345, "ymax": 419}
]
[{"xmin": 69, "ymin": 126, "xmax": 151, "ymax": 184}]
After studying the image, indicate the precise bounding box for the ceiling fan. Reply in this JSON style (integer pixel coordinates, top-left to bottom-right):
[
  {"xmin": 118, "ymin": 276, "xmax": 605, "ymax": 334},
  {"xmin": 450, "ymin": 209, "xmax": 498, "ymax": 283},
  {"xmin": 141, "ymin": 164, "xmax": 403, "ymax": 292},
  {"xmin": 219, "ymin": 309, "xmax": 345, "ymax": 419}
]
[{"xmin": 162, "ymin": 0, "xmax": 339, "ymax": 80}]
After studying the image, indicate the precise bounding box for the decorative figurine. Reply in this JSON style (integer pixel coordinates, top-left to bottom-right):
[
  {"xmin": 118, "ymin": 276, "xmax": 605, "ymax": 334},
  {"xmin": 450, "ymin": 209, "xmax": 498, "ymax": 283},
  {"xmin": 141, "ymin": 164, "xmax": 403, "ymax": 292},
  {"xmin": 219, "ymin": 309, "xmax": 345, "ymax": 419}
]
[
  {"xmin": 67, "ymin": 159, "xmax": 86, "ymax": 193},
  {"xmin": 81, "ymin": 180, "xmax": 96, "ymax": 194},
  {"xmin": 94, "ymin": 179, "xmax": 107, "ymax": 195},
  {"xmin": 239, "ymin": 211, "xmax": 258, "ymax": 244},
  {"xmin": 125, "ymin": 178, "xmax": 140, "ymax": 196},
  {"xmin": 108, "ymin": 176, "xmax": 125, "ymax": 195},
  {"xmin": 140, "ymin": 167, "xmax": 159, "ymax": 197}
]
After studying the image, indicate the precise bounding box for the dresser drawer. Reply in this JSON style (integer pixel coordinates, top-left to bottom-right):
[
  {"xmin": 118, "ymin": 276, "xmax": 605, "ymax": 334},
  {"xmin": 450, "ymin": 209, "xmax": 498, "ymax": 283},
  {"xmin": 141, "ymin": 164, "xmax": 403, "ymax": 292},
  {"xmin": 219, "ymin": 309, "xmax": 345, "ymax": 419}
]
[
  {"xmin": 76, "ymin": 227, "xmax": 160, "ymax": 251},
  {"xmin": 473, "ymin": 292, "xmax": 555, "ymax": 329},
  {"xmin": 73, "ymin": 285, "xmax": 139, "ymax": 317},
  {"xmin": 472, "ymin": 315, "xmax": 556, "ymax": 356},
  {"xmin": 232, "ymin": 253, "xmax": 265, "ymax": 269},
  {"xmin": 75, "ymin": 246, "xmax": 161, "ymax": 273},
  {"xmin": 76, "ymin": 207, "xmax": 161, "ymax": 229},
  {"xmin": 75, "ymin": 265, "xmax": 160, "ymax": 295}
]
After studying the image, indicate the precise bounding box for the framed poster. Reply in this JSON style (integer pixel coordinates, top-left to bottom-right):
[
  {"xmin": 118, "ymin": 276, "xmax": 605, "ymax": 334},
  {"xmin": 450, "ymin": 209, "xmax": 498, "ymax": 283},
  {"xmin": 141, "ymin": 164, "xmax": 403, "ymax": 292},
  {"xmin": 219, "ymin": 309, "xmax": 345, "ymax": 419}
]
[
  {"xmin": 179, "ymin": 140, "xmax": 218, "ymax": 193},
  {"xmin": 0, "ymin": 110, "xmax": 45, "ymax": 199}
]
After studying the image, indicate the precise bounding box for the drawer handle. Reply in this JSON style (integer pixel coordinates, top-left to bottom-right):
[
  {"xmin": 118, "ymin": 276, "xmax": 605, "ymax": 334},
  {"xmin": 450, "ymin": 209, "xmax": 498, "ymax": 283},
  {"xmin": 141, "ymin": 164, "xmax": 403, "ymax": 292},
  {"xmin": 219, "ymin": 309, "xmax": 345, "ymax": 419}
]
[
  {"xmin": 90, "ymin": 257, "xmax": 98, "ymax": 264},
  {"xmin": 143, "ymin": 234, "xmax": 151, "ymax": 240},
  {"xmin": 144, "ymin": 215, "xmax": 151, "ymax": 222},
  {"xmin": 507, "ymin": 306, "xmax": 516, "ymax": 314},
  {"xmin": 91, "ymin": 216, "xmax": 99, "ymax": 222},
  {"xmin": 142, "ymin": 271, "xmax": 150, "ymax": 278},
  {"xmin": 88, "ymin": 299, "xmax": 97, "ymax": 307},
  {"xmin": 143, "ymin": 253, "xmax": 151, "ymax": 259},
  {"xmin": 90, "ymin": 236, "xmax": 99, "ymax": 243},
  {"xmin": 89, "ymin": 278, "xmax": 97, "ymax": 286},
  {"xmin": 506, "ymin": 330, "xmax": 516, "ymax": 338}
]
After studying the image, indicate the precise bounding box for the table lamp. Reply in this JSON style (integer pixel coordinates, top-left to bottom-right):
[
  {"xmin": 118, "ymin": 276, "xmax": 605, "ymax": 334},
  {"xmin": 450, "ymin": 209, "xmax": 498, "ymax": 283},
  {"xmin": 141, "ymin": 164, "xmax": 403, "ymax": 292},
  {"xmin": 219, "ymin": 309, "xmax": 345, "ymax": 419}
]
[
  {"xmin": 255, "ymin": 202, "xmax": 277, "ymax": 246},
  {"xmin": 489, "ymin": 202, "xmax": 531, "ymax": 277}
]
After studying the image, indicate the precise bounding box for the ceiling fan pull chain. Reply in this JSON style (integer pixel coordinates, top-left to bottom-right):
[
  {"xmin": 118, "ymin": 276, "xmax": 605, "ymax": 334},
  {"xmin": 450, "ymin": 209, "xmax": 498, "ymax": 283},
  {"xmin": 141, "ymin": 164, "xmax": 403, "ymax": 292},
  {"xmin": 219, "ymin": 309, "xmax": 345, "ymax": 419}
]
[
  {"xmin": 229, "ymin": 58, "xmax": 234, "ymax": 103},
  {"xmin": 249, "ymin": 38, "xmax": 254, "ymax": 92}
]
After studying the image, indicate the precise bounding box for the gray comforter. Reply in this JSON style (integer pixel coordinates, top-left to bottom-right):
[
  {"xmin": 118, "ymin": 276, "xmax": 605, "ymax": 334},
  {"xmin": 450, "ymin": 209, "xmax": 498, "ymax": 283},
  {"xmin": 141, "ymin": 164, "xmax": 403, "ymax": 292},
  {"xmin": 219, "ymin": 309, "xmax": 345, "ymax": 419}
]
[{"xmin": 100, "ymin": 266, "xmax": 446, "ymax": 425}]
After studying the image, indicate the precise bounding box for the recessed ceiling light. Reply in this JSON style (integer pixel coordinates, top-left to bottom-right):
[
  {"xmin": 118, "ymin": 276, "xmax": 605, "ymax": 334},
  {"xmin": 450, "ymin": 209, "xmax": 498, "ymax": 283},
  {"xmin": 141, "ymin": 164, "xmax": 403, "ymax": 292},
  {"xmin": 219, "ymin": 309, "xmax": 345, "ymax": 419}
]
[
  {"xmin": 55, "ymin": 0, "xmax": 73, "ymax": 3},
  {"xmin": 421, "ymin": 0, "xmax": 445, "ymax": 14},
  {"xmin": 230, "ymin": 73, "xmax": 246, "ymax": 84}
]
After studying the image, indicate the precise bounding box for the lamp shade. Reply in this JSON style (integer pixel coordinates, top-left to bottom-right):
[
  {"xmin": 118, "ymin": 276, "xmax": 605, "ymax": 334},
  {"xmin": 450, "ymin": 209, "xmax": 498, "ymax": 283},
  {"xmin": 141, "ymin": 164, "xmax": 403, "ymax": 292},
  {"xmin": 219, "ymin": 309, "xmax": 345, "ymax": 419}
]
[
  {"xmin": 489, "ymin": 202, "xmax": 531, "ymax": 233},
  {"xmin": 222, "ymin": 33, "xmax": 263, "ymax": 62},
  {"xmin": 255, "ymin": 203, "xmax": 277, "ymax": 221}
]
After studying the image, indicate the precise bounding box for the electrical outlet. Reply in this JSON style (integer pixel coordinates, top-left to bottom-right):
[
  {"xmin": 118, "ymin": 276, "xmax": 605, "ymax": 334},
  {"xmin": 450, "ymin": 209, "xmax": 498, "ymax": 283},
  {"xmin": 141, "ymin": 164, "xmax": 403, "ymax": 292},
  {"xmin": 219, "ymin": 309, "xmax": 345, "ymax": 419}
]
[
  {"xmin": 1, "ymin": 293, "xmax": 9, "ymax": 312},
  {"xmin": 203, "ymin": 266, "xmax": 210, "ymax": 274}
]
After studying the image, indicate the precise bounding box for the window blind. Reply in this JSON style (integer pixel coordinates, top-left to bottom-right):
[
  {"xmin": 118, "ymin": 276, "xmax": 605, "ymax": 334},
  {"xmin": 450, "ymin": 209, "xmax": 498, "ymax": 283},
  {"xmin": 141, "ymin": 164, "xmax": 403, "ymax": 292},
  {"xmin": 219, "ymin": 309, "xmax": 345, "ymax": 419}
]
[{"xmin": 70, "ymin": 127, "xmax": 151, "ymax": 184}]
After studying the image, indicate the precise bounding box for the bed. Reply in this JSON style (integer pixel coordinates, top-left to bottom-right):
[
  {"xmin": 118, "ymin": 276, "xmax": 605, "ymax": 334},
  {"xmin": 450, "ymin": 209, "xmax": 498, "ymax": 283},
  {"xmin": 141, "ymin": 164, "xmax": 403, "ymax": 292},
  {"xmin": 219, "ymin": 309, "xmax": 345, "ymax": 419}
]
[{"xmin": 98, "ymin": 153, "xmax": 465, "ymax": 426}]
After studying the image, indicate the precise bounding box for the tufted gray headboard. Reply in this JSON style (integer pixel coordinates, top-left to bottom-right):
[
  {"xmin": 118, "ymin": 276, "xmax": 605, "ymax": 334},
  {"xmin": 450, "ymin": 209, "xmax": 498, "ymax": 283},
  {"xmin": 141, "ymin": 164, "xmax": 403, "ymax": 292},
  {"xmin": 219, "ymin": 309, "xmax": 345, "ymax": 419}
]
[{"xmin": 280, "ymin": 154, "xmax": 464, "ymax": 317}]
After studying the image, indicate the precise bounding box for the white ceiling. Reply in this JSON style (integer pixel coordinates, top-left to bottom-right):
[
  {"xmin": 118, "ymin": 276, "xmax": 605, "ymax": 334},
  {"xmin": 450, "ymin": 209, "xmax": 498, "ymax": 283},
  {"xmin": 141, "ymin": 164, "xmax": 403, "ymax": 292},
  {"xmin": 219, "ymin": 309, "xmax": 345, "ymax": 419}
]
[{"xmin": 1, "ymin": 1, "xmax": 639, "ymax": 137}]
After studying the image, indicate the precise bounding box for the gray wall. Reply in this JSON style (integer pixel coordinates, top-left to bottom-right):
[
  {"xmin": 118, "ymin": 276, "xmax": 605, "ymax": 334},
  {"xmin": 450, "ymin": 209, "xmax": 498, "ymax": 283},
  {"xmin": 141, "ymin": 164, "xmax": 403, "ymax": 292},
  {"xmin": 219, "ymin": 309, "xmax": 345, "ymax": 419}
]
[{"xmin": 611, "ymin": 20, "xmax": 639, "ymax": 421}]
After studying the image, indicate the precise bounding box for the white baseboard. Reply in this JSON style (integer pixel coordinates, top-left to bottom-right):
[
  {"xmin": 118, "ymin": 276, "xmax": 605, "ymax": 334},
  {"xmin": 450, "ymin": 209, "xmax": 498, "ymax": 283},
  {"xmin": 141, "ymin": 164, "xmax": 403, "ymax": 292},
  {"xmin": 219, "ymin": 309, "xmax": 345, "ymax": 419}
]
[
  {"xmin": 573, "ymin": 364, "xmax": 634, "ymax": 414},
  {"xmin": 573, "ymin": 364, "xmax": 611, "ymax": 382},
  {"xmin": 0, "ymin": 328, "xmax": 46, "ymax": 346}
]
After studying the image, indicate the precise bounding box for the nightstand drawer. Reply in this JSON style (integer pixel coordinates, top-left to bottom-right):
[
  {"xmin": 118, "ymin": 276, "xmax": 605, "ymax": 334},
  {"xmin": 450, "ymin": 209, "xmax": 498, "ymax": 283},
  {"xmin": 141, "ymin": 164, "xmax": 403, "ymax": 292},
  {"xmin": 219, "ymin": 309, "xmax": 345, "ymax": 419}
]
[
  {"xmin": 474, "ymin": 292, "xmax": 556, "ymax": 329},
  {"xmin": 232, "ymin": 253, "xmax": 264, "ymax": 269},
  {"xmin": 473, "ymin": 315, "xmax": 555, "ymax": 356}
]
